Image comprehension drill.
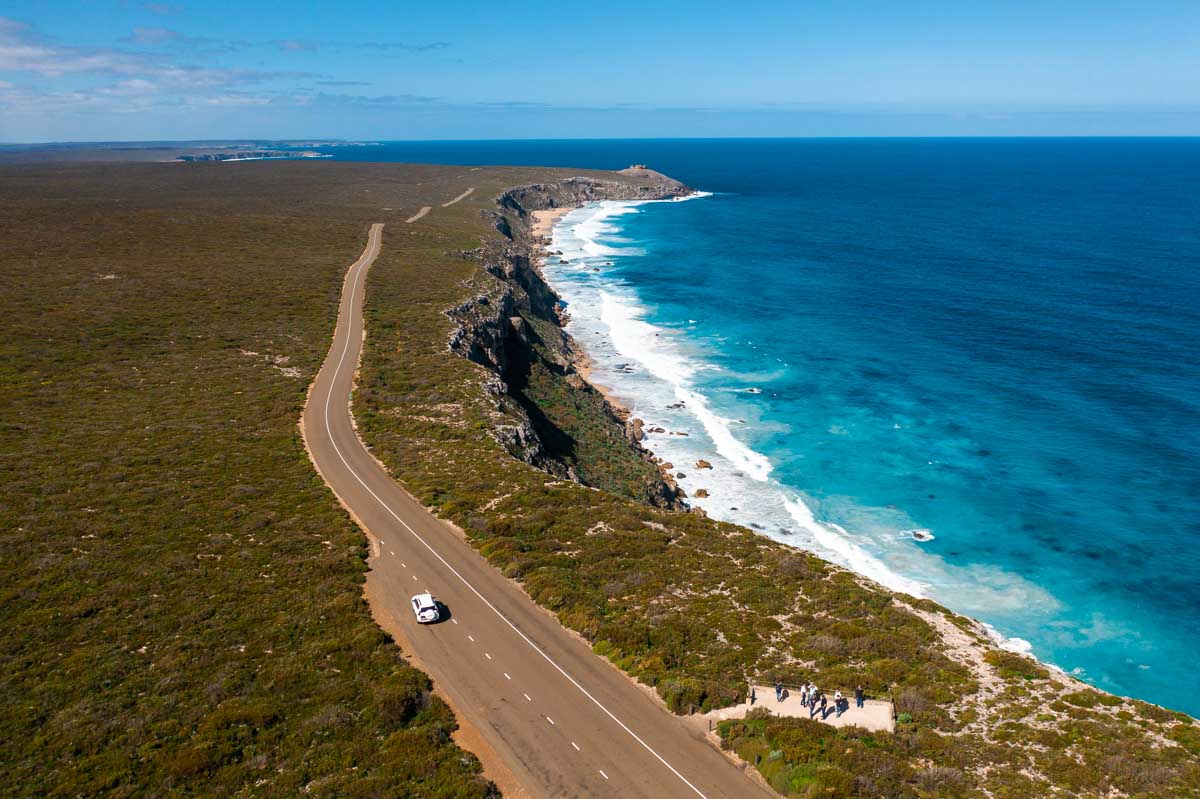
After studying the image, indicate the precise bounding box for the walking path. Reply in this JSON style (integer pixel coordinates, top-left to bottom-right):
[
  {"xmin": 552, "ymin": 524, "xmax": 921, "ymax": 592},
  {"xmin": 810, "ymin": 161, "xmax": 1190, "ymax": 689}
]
[
  {"xmin": 703, "ymin": 685, "xmax": 895, "ymax": 733},
  {"xmin": 405, "ymin": 206, "xmax": 432, "ymax": 223}
]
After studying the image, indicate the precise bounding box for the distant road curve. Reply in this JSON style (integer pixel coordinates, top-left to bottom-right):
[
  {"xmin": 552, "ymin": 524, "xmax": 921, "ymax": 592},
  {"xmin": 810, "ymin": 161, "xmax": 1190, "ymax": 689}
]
[
  {"xmin": 300, "ymin": 223, "xmax": 773, "ymax": 799},
  {"xmin": 405, "ymin": 206, "xmax": 431, "ymax": 223},
  {"xmin": 442, "ymin": 187, "xmax": 476, "ymax": 206}
]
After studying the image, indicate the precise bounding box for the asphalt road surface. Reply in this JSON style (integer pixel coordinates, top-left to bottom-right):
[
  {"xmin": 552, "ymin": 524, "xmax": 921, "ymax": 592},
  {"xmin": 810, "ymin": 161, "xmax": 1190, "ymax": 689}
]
[{"xmin": 301, "ymin": 222, "xmax": 773, "ymax": 798}]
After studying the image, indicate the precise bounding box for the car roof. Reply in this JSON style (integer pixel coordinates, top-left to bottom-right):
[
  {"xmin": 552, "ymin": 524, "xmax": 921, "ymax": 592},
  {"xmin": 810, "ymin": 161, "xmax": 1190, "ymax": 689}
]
[{"xmin": 412, "ymin": 592, "xmax": 435, "ymax": 605}]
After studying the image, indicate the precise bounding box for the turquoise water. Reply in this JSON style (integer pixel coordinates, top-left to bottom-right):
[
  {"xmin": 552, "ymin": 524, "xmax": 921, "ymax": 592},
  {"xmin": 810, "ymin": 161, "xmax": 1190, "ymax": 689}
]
[{"xmin": 326, "ymin": 139, "xmax": 1200, "ymax": 715}]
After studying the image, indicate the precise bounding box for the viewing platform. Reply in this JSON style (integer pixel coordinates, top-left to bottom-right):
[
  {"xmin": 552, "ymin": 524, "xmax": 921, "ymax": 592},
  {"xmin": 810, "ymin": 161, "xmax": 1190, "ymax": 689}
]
[{"xmin": 703, "ymin": 684, "xmax": 896, "ymax": 733}]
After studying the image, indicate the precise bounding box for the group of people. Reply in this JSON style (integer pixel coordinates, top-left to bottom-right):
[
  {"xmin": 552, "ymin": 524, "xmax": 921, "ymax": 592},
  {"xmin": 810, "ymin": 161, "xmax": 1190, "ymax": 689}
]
[{"xmin": 771, "ymin": 680, "xmax": 866, "ymax": 720}]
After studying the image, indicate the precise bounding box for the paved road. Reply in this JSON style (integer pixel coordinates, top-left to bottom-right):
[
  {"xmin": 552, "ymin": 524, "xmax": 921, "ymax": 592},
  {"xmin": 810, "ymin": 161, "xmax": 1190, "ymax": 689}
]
[
  {"xmin": 442, "ymin": 187, "xmax": 476, "ymax": 206},
  {"xmin": 301, "ymin": 223, "xmax": 773, "ymax": 798}
]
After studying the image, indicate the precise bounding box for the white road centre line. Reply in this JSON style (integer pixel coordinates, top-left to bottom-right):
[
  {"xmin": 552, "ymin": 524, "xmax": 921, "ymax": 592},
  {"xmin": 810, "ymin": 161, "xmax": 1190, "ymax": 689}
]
[
  {"xmin": 468, "ymin": 634, "xmax": 475, "ymax": 642},
  {"xmin": 411, "ymin": 575, "xmax": 418, "ymax": 581},
  {"xmin": 599, "ymin": 770, "xmax": 609, "ymax": 781},
  {"xmin": 390, "ymin": 551, "xmax": 395, "ymax": 556},
  {"xmin": 318, "ymin": 225, "xmax": 709, "ymax": 799},
  {"xmin": 484, "ymin": 652, "xmax": 492, "ymax": 660},
  {"xmin": 503, "ymin": 672, "xmax": 511, "ymax": 680},
  {"xmin": 523, "ymin": 693, "xmax": 532, "ymax": 702},
  {"xmin": 547, "ymin": 716, "xmax": 555, "ymax": 725},
  {"xmin": 451, "ymin": 618, "xmax": 458, "ymax": 625},
  {"xmin": 401, "ymin": 562, "xmax": 407, "ymax": 568},
  {"xmin": 572, "ymin": 741, "xmax": 580, "ymax": 751}
]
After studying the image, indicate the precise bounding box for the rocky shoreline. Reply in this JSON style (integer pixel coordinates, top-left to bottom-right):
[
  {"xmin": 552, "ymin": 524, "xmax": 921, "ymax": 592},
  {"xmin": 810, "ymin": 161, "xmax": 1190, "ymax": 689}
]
[{"xmin": 429, "ymin": 168, "xmax": 1200, "ymax": 796}]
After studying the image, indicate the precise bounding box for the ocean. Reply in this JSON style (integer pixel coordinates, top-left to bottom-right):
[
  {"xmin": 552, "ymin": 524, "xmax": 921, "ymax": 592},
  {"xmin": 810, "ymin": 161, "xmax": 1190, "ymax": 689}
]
[{"xmin": 319, "ymin": 139, "xmax": 1200, "ymax": 716}]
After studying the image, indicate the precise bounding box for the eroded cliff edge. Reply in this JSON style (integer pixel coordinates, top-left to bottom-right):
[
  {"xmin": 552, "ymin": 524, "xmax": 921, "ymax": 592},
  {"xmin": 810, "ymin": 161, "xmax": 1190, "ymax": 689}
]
[
  {"xmin": 446, "ymin": 170, "xmax": 691, "ymax": 508},
  {"xmin": 404, "ymin": 168, "xmax": 1200, "ymax": 797}
]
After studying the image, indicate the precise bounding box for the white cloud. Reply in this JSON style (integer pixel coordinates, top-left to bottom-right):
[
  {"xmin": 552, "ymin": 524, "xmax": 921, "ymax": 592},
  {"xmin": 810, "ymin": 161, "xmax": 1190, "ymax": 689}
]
[
  {"xmin": 101, "ymin": 78, "xmax": 160, "ymax": 96},
  {"xmin": 271, "ymin": 39, "xmax": 319, "ymax": 52},
  {"xmin": 126, "ymin": 27, "xmax": 183, "ymax": 46}
]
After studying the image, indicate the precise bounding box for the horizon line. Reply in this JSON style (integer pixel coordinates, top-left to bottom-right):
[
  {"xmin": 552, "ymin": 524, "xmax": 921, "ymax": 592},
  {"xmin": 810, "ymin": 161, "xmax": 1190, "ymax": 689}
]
[{"xmin": 6, "ymin": 134, "xmax": 1200, "ymax": 147}]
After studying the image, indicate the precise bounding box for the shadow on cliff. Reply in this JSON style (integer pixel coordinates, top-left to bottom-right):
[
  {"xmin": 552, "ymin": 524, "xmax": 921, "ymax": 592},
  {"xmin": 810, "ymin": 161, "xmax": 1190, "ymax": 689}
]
[{"xmin": 500, "ymin": 314, "xmax": 582, "ymax": 472}]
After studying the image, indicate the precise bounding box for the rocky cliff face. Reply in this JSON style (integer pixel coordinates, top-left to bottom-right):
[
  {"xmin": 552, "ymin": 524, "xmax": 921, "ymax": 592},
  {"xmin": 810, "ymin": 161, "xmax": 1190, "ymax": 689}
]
[{"xmin": 446, "ymin": 172, "xmax": 690, "ymax": 508}]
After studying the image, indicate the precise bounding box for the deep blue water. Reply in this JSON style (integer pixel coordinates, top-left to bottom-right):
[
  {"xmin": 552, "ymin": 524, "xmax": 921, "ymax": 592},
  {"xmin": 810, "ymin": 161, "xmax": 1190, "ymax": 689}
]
[{"xmin": 323, "ymin": 139, "xmax": 1200, "ymax": 715}]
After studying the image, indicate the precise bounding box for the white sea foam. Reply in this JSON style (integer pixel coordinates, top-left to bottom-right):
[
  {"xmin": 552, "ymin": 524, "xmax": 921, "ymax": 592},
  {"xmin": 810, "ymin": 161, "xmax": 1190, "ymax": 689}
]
[
  {"xmin": 547, "ymin": 197, "xmax": 922, "ymax": 595},
  {"xmin": 598, "ymin": 291, "xmax": 773, "ymax": 481},
  {"xmin": 982, "ymin": 622, "xmax": 1037, "ymax": 658},
  {"xmin": 782, "ymin": 497, "xmax": 929, "ymax": 596},
  {"xmin": 544, "ymin": 197, "xmax": 1063, "ymax": 646}
]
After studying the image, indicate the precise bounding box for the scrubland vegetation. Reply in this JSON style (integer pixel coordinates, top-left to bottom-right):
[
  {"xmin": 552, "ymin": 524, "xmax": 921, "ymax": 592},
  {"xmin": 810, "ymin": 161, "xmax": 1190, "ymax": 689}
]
[
  {"xmin": 0, "ymin": 162, "xmax": 563, "ymax": 797},
  {"xmin": 353, "ymin": 174, "xmax": 1200, "ymax": 797},
  {"xmin": 2, "ymin": 160, "xmax": 1197, "ymax": 798}
]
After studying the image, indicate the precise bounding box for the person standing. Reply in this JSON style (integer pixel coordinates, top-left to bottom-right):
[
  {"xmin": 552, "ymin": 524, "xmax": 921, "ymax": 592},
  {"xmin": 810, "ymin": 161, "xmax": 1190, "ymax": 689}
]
[
  {"xmin": 800, "ymin": 683, "xmax": 809, "ymax": 708},
  {"xmin": 855, "ymin": 685, "xmax": 864, "ymax": 709},
  {"xmin": 834, "ymin": 690, "xmax": 844, "ymax": 717},
  {"xmin": 819, "ymin": 692, "xmax": 828, "ymax": 719},
  {"xmin": 809, "ymin": 692, "xmax": 819, "ymax": 719},
  {"xmin": 775, "ymin": 679, "xmax": 783, "ymax": 704}
]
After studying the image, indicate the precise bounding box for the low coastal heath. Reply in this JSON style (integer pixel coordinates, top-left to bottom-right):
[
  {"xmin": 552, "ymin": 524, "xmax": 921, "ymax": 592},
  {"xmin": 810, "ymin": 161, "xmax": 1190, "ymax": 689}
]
[{"xmin": 539, "ymin": 192, "xmax": 1159, "ymax": 704}]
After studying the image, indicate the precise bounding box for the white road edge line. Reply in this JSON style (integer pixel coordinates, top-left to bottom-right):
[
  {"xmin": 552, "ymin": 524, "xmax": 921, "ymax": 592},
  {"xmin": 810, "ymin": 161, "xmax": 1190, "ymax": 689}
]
[{"xmin": 320, "ymin": 224, "xmax": 710, "ymax": 799}]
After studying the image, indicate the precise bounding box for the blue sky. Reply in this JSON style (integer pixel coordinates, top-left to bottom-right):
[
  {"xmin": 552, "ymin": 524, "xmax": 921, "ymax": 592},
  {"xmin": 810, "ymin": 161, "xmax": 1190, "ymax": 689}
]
[{"xmin": 2, "ymin": 0, "xmax": 1199, "ymax": 141}]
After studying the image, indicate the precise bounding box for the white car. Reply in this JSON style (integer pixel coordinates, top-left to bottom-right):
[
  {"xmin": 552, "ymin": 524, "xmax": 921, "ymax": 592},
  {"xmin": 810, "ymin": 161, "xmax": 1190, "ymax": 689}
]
[{"xmin": 410, "ymin": 592, "xmax": 441, "ymax": 624}]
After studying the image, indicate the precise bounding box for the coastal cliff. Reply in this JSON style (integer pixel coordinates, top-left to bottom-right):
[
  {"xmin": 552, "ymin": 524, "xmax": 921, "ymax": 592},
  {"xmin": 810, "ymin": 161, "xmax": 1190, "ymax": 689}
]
[
  {"xmin": 446, "ymin": 170, "xmax": 690, "ymax": 508},
  {"xmin": 351, "ymin": 167, "xmax": 1200, "ymax": 798}
]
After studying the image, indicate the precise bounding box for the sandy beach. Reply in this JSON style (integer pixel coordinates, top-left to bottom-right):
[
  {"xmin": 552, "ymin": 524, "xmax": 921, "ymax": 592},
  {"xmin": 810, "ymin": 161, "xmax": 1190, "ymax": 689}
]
[{"xmin": 531, "ymin": 206, "xmax": 572, "ymax": 241}]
